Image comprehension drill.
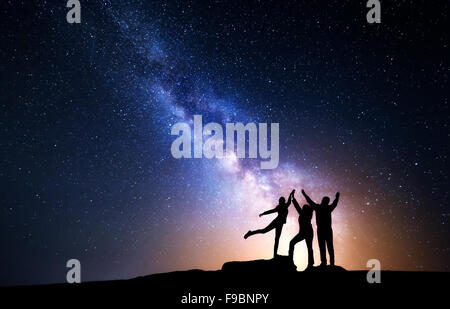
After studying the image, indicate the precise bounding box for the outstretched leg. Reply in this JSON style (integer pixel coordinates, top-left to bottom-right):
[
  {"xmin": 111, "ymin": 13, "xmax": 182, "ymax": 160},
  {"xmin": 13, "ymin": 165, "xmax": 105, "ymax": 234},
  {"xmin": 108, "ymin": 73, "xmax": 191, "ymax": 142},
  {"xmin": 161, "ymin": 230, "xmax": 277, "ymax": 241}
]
[
  {"xmin": 288, "ymin": 233, "xmax": 304, "ymax": 259},
  {"xmin": 273, "ymin": 225, "xmax": 283, "ymax": 257},
  {"xmin": 326, "ymin": 229, "xmax": 335, "ymax": 266},
  {"xmin": 244, "ymin": 220, "xmax": 278, "ymax": 239}
]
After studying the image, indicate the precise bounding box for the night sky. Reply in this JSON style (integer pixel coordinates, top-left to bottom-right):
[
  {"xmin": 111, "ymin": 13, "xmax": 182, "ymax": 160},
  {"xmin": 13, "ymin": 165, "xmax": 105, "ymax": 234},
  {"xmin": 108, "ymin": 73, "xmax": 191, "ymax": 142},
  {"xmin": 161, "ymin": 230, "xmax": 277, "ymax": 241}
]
[{"xmin": 1, "ymin": 1, "xmax": 449, "ymax": 286}]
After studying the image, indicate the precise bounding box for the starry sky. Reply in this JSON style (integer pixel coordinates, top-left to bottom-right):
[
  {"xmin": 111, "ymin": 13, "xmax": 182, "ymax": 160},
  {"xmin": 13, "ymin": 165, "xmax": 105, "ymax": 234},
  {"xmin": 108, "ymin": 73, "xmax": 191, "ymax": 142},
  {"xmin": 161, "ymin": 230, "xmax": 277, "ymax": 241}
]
[{"xmin": 0, "ymin": 1, "xmax": 449, "ymax": 286}]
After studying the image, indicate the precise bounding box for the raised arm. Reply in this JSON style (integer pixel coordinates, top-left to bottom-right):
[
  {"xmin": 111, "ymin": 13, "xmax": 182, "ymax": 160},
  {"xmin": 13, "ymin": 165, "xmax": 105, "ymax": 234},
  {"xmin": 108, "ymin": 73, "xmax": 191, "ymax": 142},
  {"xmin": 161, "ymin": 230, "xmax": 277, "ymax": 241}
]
[
  {"xmin": 286, "ymin": 191, "xmax": 293, "ymax": 206},
  {"xmin": 330, "ymin": 192, "xmax": 340, "ymax": 211},
  {"xmin": 301, "ymin": 189, "xmax": 318, "ymax": 209},
  {"xmin": 259, "ymin": 208, "xmax": 277, "ymax": 217},
  {"xmin": 292, "ymin": 196, "xmax": 302, "ymax": 215}
]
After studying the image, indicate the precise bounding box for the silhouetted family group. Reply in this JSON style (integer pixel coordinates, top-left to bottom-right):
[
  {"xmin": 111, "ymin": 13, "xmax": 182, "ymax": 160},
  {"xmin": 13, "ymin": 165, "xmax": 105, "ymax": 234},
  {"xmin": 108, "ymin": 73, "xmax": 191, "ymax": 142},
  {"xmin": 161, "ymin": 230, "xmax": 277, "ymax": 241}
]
[{"xmin": 244, "ymin": 189, "xmax": 340, "ymax": 268}]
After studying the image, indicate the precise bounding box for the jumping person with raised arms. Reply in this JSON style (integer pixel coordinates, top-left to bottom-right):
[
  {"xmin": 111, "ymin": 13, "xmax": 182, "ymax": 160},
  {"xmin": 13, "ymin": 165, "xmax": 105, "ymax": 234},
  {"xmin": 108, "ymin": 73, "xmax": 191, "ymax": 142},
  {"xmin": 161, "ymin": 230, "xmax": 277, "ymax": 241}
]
[
  {"xmin": 244, "ymin": 189, "xmax": 295, "ymax": 258},
  {"xmin": 289, "ymin": 190, "xmax": 314, "ymax": 268},
  {"xmin": 302, "ymin": 189, "xmax": 340, "ymax": 266}
]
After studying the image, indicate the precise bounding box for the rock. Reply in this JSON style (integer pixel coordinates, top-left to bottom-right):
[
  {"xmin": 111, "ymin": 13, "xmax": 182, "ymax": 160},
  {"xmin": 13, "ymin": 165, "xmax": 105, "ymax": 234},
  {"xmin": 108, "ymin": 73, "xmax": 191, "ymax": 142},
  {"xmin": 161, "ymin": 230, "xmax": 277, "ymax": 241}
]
[
  {"xmin": 303, "ymin": 265, "xmax": 347, "ymax": 273},
  {"xmin": 222, "ymin": 255, "xmax": 297, "ymax": 273}
]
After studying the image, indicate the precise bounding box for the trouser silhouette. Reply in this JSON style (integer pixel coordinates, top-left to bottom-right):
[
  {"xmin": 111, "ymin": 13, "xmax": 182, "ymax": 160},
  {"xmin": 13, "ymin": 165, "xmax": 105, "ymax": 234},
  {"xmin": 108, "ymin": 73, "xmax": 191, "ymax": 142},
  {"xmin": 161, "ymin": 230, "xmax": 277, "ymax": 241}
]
[
  {"xmin": 274, "ymin": 226, "xmax": 282, "ymax": 257},
  {"xmin": 317, "ymin": 227, "xmax": 334, "ymax": 265},
  {"xmin": 289, "ymin": 231, "xmax": 314, "ymax": 266}
]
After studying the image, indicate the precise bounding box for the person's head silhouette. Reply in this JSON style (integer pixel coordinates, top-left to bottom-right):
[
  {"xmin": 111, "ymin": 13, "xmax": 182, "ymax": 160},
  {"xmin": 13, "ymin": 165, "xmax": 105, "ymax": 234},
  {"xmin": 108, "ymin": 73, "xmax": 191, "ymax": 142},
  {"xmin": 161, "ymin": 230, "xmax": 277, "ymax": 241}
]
[
  {"xmin": 321, "ymin": 196, "xmax": 330, "ymax": 206},
  {"xmin": 279, "ymin": 197, "xmax": 286, "ymax": 205},
  {"xmin": 303, "ymin": 204, "xmax": 313, "ymax": 217}
]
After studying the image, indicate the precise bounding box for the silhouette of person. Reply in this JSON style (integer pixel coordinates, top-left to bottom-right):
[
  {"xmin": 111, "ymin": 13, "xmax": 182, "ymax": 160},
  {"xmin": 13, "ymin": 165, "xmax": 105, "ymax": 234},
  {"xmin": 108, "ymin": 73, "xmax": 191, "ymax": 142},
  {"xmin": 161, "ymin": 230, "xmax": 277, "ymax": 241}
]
[
  {"xmin": 244, "ymin": 190, "xmax": 294, "ymax": 258},
  {"xmin": 288, "ymin": 190, "xmax": 314, "ymax": 268},
  {"xmin": 302, "ymin": 189, "xmax": 340, "ymax": 266}
]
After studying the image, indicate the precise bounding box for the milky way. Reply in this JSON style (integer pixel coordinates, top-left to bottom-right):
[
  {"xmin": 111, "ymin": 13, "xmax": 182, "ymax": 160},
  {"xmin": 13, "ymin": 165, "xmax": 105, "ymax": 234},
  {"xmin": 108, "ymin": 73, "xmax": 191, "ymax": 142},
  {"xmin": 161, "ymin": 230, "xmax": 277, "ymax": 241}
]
[{"xmin": 1, "ymin": 1, "xmax": 448, "ymax": 285}]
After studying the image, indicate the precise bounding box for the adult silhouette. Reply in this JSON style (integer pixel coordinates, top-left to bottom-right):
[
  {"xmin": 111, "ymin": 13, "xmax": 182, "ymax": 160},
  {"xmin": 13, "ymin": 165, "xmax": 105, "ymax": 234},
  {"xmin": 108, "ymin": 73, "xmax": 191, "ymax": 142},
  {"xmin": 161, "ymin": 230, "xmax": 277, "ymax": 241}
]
[
  {"xmin": 244, "ymin": 190, "xmax": 295, "ymax": 258},
  {"xmin": 302, "ymin": 189, "xmax": 340, "ymax": 266},
  {"xmin": 288, "ymin": 190, "xmax": 314, "ymax": 268}
]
